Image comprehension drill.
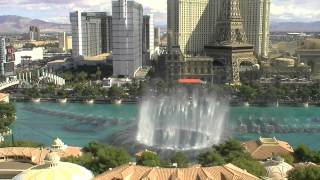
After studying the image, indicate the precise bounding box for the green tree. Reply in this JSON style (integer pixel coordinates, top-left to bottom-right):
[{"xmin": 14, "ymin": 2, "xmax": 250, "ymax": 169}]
[
  {"xmin": 280, "ymin": 153, "xmax": 295, "ymax": 165},
  {"xmin": 170, "ymin": 152, "xmax": 189, "ymax": 168},
  {"xmin": 82, "ymin": 85, "xmax": 98, "ymax": 99},
  {"xmin": 288, "ymin": 166, "xmax": 320, "ymax": 180},
  {"xmin": 197, "ymin": 150, "xmax": 225, "ymax": 167},
  {"xmin": 26, "ymin": 86, "xmax": 40, "ymax": 98},
  {"xmin": 0, "ymin": 140, "xmax": 43, "ymax": 148},
  {"xmin": 63, "ymin": 141, "xmax": 130, "ymax": 175},
  {"xmin": 108, "ymin": 85, "xmax": 124, "ymax": 99},
  {"xmin": 57, "ymin": 89, "xmax": 68, "ymax": 98},
  {"xmin": 197, "ymin": 139, "xmax": 266, "ymax": 177},
  {"xmin": 295, "ymin": 144, "xmax": 314, "ymax": 162},
  {"xmin": 77, "ymin": 71, "xmax": 88, "ymax": 82},
  {"xmin": 63, "ymin": 71, "xmax": 73, "ymax": 82},
  {"xmin": 0, "ymin": 103, "xmax": 16, "ymax": 132},
  {"xmin": 96, "ymin": 67, "xmax": 102, "ymax": 80},
  {"xmin": 136, "ymin": 151, "xmax": 161, "ymax": 167},
  {"xmin": 213, "ymin": 139, "xmax": 245, "ymax": 157},
  {"xmin": 239, "ymin": 85, "xmax": 256, "ymax": 102},
  {"xmin": 230, "ymin": 157, "xmax": 267, "ymax": 177}
]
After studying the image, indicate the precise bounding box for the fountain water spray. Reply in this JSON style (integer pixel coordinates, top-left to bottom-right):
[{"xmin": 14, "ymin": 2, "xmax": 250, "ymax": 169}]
[{"xmin": 136, "ymin": 89, "xmax": 228, "ymax": 150}]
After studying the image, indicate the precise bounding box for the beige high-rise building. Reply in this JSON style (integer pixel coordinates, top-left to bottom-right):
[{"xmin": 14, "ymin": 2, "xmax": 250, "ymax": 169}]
[
  {"xmin": 241, "ymin": 0, "xmax": 271, "ymax": 58},
  {"xmin": 167, "ymin": 0, "xmax": 215, "ymax": 55},
  {"xmin": 167, "ymin": 0, "xmax": 270, "ymax": 58}
]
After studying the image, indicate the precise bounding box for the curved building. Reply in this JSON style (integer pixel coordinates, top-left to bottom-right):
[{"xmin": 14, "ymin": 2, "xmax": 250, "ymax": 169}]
[{"xmin": 13, "ymin": 152, "xmax": 93, "ymax": 180}]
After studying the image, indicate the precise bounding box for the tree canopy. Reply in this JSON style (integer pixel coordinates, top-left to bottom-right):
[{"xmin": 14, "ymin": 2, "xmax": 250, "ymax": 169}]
[
  {"xmin": 288, "ymin": 166, "xmax": 320, "ymax": 180},
  {"xmin": 0, "ymin": 103, "xmax": 16, "ymax": 133},
  {"xmin": 197, "ymin": 139, "xmax": 266, "ymax": 177},
  {"xmin": 136, "ymin": 151, "xmax": 161, "ymax": 167},
  {"xmin": 0, "ymin": 140, "xmax": 43, "ymax": 148},
  {"xmin": 170, "ymin": 152, "xmax": 189, "ymax": 168},
  {"xmin": 62, "ymin": 141, "xmax": 130, "ymax": 175}
]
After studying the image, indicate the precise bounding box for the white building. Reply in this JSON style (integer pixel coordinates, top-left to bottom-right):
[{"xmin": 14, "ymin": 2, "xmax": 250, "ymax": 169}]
[
  {"xmin": 143, "ymin": 15, "xmax": 154, "ymax": 66},
  {"xmin": 0, "ymin": 37, "xmax": 6, "ymax": 76},
  {"xmin": 70, "ymin": 11, "xmax": 111, "ymax": 57},
  {"xmin": 15, "ymin": 47, "xmax": 44, "ymax": 65},
  {"xmin": 167, "ymin": 0, "xmax": 271, "ymax": 58},
  {"xmin": 112, "ymin": 0, "xmax": 143, "ymax": 77},
  {"xmin": 102, "ymin": 77, "xmax": 132, "ymax": 88}
]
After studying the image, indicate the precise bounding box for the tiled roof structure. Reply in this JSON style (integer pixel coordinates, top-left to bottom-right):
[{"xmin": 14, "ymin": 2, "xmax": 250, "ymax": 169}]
[
  {"xmin": 243, "ymin": 137, "xmax": 294, "ymax": 160},
  {"xmin": 0, "ymin": 147, "xmax": 48, "ymax": 165},
  {"xmin": 95, "ymin": 163, "xmax": 260, "ymax": 180}
]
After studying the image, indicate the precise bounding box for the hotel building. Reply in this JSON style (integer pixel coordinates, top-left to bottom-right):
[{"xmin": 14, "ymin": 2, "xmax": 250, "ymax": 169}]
[
  {"xmin": 112, "ymin": 0, "xmax": 143, "ymax": 77},
  {"xmin": 143, "ymin": 15, "xmax": 155, "ymax": 66},
  {"xmin": 0, "ymin": 37, "xmax": 6, "ymax": 76},
  {"xmin": 167, "ymin": 0, "xmax": 271, "ymax": 58},
  {"xmin": 70, "ymin": 11, "xmax": 112, "ymax": 57}
]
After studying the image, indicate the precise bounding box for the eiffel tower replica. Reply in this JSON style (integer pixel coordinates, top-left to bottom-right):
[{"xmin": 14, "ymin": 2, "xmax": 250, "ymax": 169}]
[{"xmin": 204, "ymin": 0, "xmax": 257, "ymax": 84}]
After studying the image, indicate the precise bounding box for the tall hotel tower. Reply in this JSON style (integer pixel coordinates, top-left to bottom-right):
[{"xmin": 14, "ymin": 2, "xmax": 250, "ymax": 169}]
[
  {"xmin": 0, "ymin": 37, "xmax": 6, "ymax": 76},
  {"xmin": 70, "ymin": 11, "xmax": 111, "ymax": 57},
  {"xmin": 112, "ymin": 0, "xmax": 143, "ymax": 77},
  {"xmin": 167, "ymin": 0, "xmax": 214, "ymax": 55},
  {"xmin": 167, "ymin": 0, "xmax": 271, "ymax": 58}
]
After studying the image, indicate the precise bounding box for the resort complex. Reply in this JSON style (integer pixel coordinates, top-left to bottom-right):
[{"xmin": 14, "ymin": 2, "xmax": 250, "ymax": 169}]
[
  {"xmin": 0, "ymin": 136, "xmax": 317, "ymax": 180},
  {"xmin": 0, "ymin": 0, "xmax": 319, "ymax": 179}
]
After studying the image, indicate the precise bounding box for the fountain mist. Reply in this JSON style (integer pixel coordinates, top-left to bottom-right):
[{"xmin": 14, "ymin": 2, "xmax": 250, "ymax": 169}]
[{"xmin": 136, "ymin": 89, "xmax": 228, "ymax": 150}]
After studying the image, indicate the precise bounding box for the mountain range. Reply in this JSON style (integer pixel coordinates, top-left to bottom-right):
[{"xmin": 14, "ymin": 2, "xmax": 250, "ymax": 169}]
[
  {"xmin": 0, "ymin": 15, "xmax": 70, "ymax": 34},
  {"xmin": 270, "ymin": 21, "xmax": 320, "ymax": 32},
  {"xmin": 0, "ymin": 15, "xmax": 320, "ymax": 34}
]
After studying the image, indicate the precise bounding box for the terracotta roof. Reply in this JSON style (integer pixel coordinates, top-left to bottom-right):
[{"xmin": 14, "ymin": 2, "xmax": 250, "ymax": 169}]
[
  {"xmin": 94, "ymin": 163, "xmax": 260, "ymax": 180},
  {"xmin": 0, "ymin": 147, "xmax": 48, "ymax": 165},
  {"xmin": 178, "ymin": 79, "xmax": 204, "ymax": 84},
  {"xmin": 0, "ymin": 93, "xmax": 9, "ymax": 102},
  {"xmin": 0, "ymin": 145, "xmax": 82, "ymax": 166},
  {"xmin": 243, "ymin": 138, "xmax": 294, "ymax": 160},
  {"xmin": 56, "ymin": 146, "xmax": 82, "ymax": 158}
]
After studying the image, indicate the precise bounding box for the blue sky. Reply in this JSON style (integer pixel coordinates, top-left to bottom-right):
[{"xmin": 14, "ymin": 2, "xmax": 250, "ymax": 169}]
[{"xmin": 0, "ymin": 0, "xmax": 319, "ymax": 25}]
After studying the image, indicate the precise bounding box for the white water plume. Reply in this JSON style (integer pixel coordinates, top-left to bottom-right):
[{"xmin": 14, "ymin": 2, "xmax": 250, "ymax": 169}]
[{"xmin": 136, "ymin": 89, "xmax": 228, "ymax": 150}]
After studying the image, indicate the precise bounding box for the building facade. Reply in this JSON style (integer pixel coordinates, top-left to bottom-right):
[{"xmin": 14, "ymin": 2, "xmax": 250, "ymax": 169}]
[
  {"xmin": 0, "ymin": 37, "xmax": 6, "ymax": 76},
  {"xmin": 112, "ymin": 0, "xmax": 143, "ymax": 77},
  {"xmin": 204, "ymin": 0, "xmax": 257, "ymax": 84},
  {"xmin": 15, "ymin": 47, "xmax": 44, "ymax": 65},
  {"xmin": 58, "ymin": 32, "xmax": 72, "ymax": 52},
  {"xmin": 167, "ymin": 0, "xmax": 214, "ymax": 56},
  {"xmin": 154, "ymin": 27, "xmax": 161, "ymax": 47},
  {"xmin": 167, "ymin": 0, "xmax": 270, "ymax": 59},
  {"xmin": 29, "ymin": 26, "xmax": 40, "ymax": 41},
  {"xmin": 143, "ymin": 15, "xmax": 154, "ymax": 66},
  {"xmin": 102, "ymin": 16, "xmax": 113, "ymax": 53},
  {"xmin": 241, "ymin": 0, "xmax": 271, "ymax": 58},
  {"xmin": 70, "ymin": 11, "xmax": 111, "ymax": 57}
]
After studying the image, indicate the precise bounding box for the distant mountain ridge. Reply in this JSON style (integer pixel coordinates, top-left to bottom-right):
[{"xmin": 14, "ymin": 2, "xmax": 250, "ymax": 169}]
[
  {"xmin": 270, "ymin": 21, "xmax": 320, "ymax": 32},
  {"xmin": 0, "ymin": 15, "xmax": 70, "ymax": 34},
  {"xmin": 0, "ymin": 15, "xmax": 319, "ymax": 34}
]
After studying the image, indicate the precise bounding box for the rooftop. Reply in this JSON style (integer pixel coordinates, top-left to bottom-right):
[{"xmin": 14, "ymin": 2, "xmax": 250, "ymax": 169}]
[
  {"xmin": 95, "ymin": 163, "xmax": 260, "ymax": 180},
  {"xmin": 83, "ymin": 53, "xmax": 110, "ymax": 61},
  {"xmin": 243, "ymin": 137, "xmax": 294, "ymax": 160},
  {"xmin": 178, "ymin": 79, "xmax": 205, "ymax": 84}
]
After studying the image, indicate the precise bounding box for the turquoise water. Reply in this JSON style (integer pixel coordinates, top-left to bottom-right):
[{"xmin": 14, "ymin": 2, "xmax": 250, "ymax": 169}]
[{"xmin": 10, "ymin": 102, "xmax": 320, "ymax": 150}]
